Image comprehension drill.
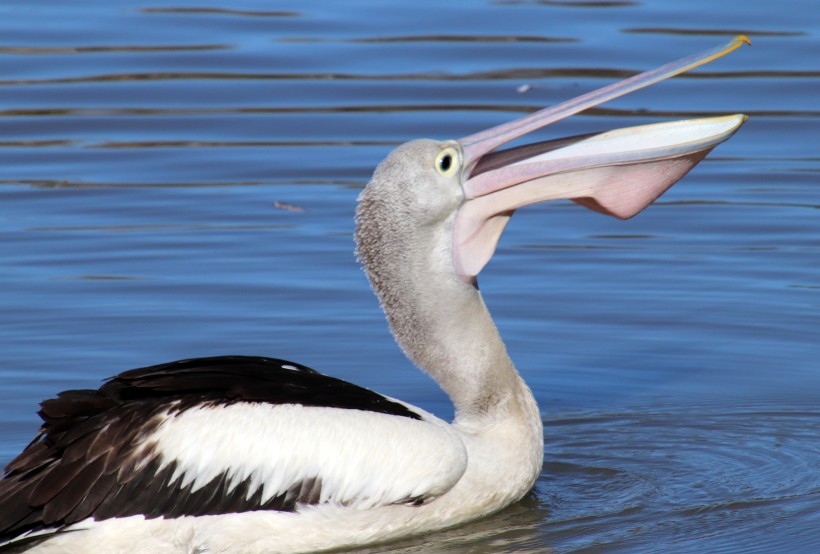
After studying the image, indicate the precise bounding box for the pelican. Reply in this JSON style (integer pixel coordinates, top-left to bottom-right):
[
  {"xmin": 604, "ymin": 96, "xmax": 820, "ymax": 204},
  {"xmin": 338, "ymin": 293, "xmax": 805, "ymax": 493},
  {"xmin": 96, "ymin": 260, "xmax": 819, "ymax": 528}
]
[{"xmin": 0, "ymin": 37, "xmax": 748, "ymax": 553}]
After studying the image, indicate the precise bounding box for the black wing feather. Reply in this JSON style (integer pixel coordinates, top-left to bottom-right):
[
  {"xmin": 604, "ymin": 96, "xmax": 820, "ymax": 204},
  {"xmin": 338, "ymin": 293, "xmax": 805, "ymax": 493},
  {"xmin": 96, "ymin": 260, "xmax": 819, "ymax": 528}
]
[{"xmin": 0, "ymin": 355, "xmax": 420, "ymax": 546}]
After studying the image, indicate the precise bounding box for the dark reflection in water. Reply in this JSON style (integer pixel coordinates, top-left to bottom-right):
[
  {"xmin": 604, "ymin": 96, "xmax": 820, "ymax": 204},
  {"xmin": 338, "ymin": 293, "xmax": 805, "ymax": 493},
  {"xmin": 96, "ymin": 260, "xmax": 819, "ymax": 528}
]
[
  {"xmin": 8, "ymin": 68, "xmax": 819, "ymax": 86},
  {"xmin": 624, "ymin": 28, "xmax": 806, "ymax": 37},
  {"xmin": 0, "ymin": 0, "xmax": 817, "ymax": 552},
  {"xmin": 0, "ymin": 44, "xmax": 230, "ymax": 55},
  {"xmin": 141, "ymin": 7, "xmax": 300, "ymax": 18},
  {"xmin": 350, "ymin": 35, "xmax": 578, "ymax": 43},
  {"xmin": 512, "ymin": 1, "xmax": 640, "ymax": 8}
]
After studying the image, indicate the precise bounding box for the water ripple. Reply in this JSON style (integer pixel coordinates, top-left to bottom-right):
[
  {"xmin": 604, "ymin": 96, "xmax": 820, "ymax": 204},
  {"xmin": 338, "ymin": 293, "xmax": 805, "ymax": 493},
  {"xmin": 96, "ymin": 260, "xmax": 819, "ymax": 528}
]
[
  {"xmin": 0, "ymin": 44, "xmax": 229, "ymax": 55},
  {"xmin": 536, "ymin": 407, "xmax": 820, "ymax": 552},
  {"xmin": 1, "ymin": 69, "xmax": 814, "ymax": 86},
  {"xmin": 624, "ymin": 28, "xmax": 806, "ymax": 37},
  {"xmin": 141, "ymin": 7, "xmax": 299, "ymax": 17}
]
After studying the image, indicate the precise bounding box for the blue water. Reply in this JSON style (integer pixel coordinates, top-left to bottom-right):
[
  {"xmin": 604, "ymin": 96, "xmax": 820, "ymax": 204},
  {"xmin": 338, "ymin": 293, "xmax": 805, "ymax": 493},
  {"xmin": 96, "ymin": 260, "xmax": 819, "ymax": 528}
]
[{"xmin": 0, "ymin": 1, "xmax": 818, "ymax": 552}]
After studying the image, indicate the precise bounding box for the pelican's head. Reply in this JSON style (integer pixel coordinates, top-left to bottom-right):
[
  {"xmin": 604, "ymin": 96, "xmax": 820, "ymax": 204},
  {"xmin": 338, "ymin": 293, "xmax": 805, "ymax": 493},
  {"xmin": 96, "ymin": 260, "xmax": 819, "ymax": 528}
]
[{"xmin": 357, "ymin": 37, "xmax": 749, "ymax": 287}]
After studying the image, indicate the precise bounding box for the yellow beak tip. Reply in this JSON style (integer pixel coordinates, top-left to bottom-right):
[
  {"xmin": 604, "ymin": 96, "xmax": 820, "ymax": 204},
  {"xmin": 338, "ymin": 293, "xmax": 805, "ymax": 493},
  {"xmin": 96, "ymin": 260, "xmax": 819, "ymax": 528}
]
[{"xmin": 736, "ymin": 34, "xmax": 752, "ymax": 46}]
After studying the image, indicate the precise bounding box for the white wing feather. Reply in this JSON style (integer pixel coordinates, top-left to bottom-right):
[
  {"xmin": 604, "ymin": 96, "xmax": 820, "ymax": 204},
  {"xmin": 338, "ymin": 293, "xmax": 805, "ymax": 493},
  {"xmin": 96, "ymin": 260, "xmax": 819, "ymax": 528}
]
[{"xmin": 145, "ymin": 403, "xmax": 467, "ymax": 509}]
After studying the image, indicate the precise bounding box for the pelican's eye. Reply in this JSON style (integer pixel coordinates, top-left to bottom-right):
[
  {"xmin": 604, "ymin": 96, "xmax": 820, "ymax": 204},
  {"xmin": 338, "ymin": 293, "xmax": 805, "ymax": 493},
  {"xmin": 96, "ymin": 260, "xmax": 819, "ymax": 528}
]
[{"xmin": 435, "ymin": 147, "xmax": 459, "ymax": 177}]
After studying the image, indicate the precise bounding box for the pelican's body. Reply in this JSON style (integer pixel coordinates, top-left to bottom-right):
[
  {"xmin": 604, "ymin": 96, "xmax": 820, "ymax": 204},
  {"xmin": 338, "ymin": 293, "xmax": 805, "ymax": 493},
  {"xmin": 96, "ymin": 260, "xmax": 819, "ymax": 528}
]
[
  {"xmin": 0, "ymin": 359, "xmax": 539, "ymax": 554},
  {"xmin": 0, "ymin": 38, "xmax": 748, "ymax": 553}
]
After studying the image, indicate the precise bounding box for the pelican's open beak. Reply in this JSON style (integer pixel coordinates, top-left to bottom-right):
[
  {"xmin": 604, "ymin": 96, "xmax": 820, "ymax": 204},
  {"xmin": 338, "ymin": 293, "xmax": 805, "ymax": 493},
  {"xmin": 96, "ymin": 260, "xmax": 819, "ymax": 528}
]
[{"xmin": 453, "ymin": 36, "xmax": 750, "ymax": 281}]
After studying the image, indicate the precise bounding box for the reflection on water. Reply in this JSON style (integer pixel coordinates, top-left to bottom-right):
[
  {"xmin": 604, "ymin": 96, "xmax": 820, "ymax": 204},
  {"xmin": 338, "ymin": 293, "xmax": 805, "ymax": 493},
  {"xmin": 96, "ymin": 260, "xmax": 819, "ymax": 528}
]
[
  {"xmin": 140, "ymin": 7, "xmax": 300, "ymax": 17},
  {"xmin": 0, "ymin": 0, "xmax": 818, "ymax": 552}
]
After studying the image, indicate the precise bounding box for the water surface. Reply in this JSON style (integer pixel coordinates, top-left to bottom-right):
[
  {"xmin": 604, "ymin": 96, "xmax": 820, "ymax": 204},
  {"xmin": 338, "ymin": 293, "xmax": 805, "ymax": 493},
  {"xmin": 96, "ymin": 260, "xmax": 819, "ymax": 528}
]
[{"xmin": 0, "ymin": 1, "xmax": 818, "ymax": 552}]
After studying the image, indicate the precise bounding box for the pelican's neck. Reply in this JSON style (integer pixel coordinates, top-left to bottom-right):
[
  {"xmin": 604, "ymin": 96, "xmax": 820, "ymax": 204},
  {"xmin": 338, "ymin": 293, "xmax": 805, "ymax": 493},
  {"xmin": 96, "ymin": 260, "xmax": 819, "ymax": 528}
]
[{"xmin": 355, "ymin": 189, "xmax": 536, "ymax": 427}]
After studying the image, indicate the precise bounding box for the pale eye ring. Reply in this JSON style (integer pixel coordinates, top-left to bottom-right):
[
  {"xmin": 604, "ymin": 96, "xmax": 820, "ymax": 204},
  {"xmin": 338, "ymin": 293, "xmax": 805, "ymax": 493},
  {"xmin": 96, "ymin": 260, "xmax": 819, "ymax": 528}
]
[{"xmin": 435, "ymin": 147, "xmax": 459, "ymax": 177}]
